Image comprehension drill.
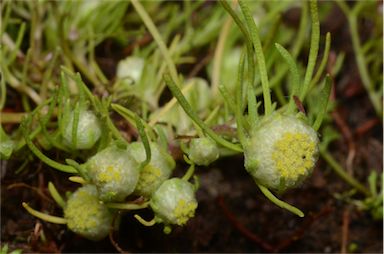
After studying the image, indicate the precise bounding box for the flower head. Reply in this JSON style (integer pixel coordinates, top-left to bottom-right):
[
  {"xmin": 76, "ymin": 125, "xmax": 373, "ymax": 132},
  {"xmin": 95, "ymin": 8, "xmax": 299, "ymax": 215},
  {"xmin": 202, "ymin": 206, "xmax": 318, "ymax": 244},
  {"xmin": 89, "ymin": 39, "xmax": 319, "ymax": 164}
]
[
  {"xmin": 188, "ymin": 137, "xmax": 220, "ymax": 166},
  {"xmin": 86, "ymin": 145, "xmax": 139, "ymax": 202},
  {"xmin": 128, "ymin": 142, "xmax": 175, "ymax": 197},
  {"xmin": 150, "ymin": 178, "xmax": 197, "ymax": 226},
  {"xmin": 244, "ymin": 113, "xmax": 319, "ymax": 191},
  {"xmin": 64, "ymin": 185, "xmax": 112, "ymax": 241},
  {"xmin": 63, "ymin": 110, "xmax": 101, "ymax": 150}
]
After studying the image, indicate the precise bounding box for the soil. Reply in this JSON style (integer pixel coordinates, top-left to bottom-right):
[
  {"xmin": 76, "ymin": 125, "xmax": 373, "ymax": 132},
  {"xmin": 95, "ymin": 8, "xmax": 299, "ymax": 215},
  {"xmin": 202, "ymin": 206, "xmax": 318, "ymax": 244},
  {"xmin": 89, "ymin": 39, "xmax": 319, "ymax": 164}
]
[{"xmin": 1, "ymin": 1, "xmax": 382, "ymax": 253}]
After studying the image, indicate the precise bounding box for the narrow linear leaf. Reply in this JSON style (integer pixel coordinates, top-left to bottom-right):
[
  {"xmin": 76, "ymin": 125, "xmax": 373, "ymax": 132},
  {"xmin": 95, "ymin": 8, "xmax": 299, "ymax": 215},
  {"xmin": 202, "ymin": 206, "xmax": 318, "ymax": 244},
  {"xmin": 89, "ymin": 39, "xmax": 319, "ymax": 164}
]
[
  {"xmin": 48, "ymin": 182, "xmax": 66, "ymax": 209},
  {"xmin": 238, "ymin": 0, "xmax": 272, "ymax": 115},
  {"xmin": 135, "ymin": 114, "xmax": 152, "ymax": 168},
  {"xmin": 258, "ymin": 184, "xmax": 304, "ymax": 217},
  {"xmin": 21, "ymin": 117, "xmax": 77, "ymax": 174},
  {"xmin": 301, "ymin": 0, "xmax": 320, "ymax": 100},
  {"xmin": 163, "ymin": 73, "xmax": 243, "ymax": 153},
  {"xmin": 22, "ymin": 202, "xmax": 67, "ymax": 224},
  {"xmin": 313, "ymin": 75, "xmax": 332, "ymax": 131},
  {"xmin": 274, "ymin": 43, "xmax": 301, "ymax": 112}
]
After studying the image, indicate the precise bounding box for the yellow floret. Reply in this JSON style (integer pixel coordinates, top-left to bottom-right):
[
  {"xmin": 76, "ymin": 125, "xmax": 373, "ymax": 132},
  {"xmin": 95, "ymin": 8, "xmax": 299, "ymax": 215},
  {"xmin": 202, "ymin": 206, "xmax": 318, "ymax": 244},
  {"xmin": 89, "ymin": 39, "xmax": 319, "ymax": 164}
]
[
  {"xmin": 272, "ymin": 132, "xmax": 316, "ymax": 181},
  {"xmin": 173, "ymin": 199, "xmax": 198, "ymax": 226},
  {"xmin": 97, "ymin": 165, "xmax": 122, "ymax": 183},
  {"xmin": 136, "ymin": 164, "xmax": 162, "ymax": 191}
]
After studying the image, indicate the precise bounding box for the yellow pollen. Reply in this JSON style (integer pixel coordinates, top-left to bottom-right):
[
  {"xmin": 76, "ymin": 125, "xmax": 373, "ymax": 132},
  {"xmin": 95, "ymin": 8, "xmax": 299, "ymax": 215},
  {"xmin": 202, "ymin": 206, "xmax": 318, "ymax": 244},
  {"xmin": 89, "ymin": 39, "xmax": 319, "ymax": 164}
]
[
  {"xmin": 173, "ymin": 199, "xmax": 197, "ymax": 226},
  {"xmin": 136, "ymin": 164, "xmax": 162, "ymax": 190},
  {"xmin": 272, "ymin": 132, "xmax": 316, "ymax": 181},
  {"xmin": 97, "ymin": 165, "xmax": 122, "ymax": 183}
]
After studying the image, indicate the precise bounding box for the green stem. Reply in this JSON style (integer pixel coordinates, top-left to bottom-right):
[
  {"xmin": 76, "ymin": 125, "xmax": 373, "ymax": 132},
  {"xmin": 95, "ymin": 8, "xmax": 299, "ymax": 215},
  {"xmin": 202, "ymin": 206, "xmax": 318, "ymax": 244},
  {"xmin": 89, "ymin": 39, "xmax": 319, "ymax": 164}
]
[
  {"xmin": 218, "ymin": 84, "xmax": 237, "ymax": 114},
  {"xmin": 65, "ymin": 159, "xmax": 89, "ymax": 181},
  {"xmin": 48, "ymin": 182, "xmax": 66, "ymax": 209},
  {"xmin": 134, "ymin": 214, "xmax": 156, "ymax": 226},
  {"xmin": 135, "ymin": 114, "xmax": 152, "ymax": 168},
  {"xmin": 68, "ymin": 176, "xmax": 86, "ymax": 184},
  {"xmin": 22, "ymin": 202, "xmax": 67, "ymax": 224},
  {"xmin": 349, "ymin": 13, "xmax": 382, "ymax": 116},
  {"xmin": 300, "ymin": 0, "xmax": 320, "ymax": 100},
  {"xmin": 7, "ymin": 22, "xmax": 26, "ymax": 65},
  {"xmin": 131, "ymin": 0, "xmax": 179, "ymax": 85},
  {"xmin": 164, "ymin": 73, "xmax": 243, "ymax": 153},
  {"xmin": 257, "ymin": 184, "xmax": 304, "ymax": 217},
  {"xmin": 182, "ymin": 164, "xmax": 195, "ymax": 181},
  {"xmin": 111, "ymin": 103, "xmax": 155, "ymax": 140},
  {"xmin": 320, "ymin": 149, "xmax": 370, "ymax": 196},
  {"xmin": 235, "ymin": 50, "xmax": 247, "ymax": 146},
  {"xmin": 106, "ymin": 202, "xmax": 149, "ymax": 210},
  {"xmin": 274, "ymin": 43, "xmax": 301, "ymax": 113},
  {"xmin": 239, "ymin": 0, "xmax": 272, "ymax": 115},
  {"xmin": 309, "ymin": 32, "xmax": 331, "ymax": 89},
  {"xmin": 211, "ymin": 17, "xmax": 232, "ymax": 96},
  {"xmin": 312, "ymin": 75, "xmax": 332, "ymax": 131},
  {"xmin": 21, "ymin": 118, "xmax": 77, "ymax": 174}
]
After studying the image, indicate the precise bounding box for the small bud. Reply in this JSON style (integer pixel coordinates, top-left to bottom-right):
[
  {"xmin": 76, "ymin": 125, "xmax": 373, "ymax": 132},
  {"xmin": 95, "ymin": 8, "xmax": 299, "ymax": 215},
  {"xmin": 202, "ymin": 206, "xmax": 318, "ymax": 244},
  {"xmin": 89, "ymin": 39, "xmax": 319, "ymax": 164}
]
[
  {"xmin": 244, "ymin": 113, "xmax": 319, "ymax": 192},
  {"xmin": 150, "ymin": 178, "xmax": 197, "ymax": 226},
  {"xmin": 63, "ymin": 110, "xmax": 102, "ymax": 150},
  {"xmin": 85, "ymin": 145, "xmax": 140, "ymax": 202},
  {"xmin": 64, "ymin": 185, "xmax": 113, "ymax": 241},
  {"xmin": 128, "ymin": 142, "xmax": 175, "ymax": 197},
  {"xmin": 188, "ymin": 137, "xmax": 220, "ymax": 166}
]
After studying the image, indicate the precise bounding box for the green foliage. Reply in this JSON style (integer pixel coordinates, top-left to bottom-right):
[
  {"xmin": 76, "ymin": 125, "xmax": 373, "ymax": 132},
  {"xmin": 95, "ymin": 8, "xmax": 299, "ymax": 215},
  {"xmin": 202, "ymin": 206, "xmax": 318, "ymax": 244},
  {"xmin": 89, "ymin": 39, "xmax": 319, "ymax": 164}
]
[
  {"xmin": 2, "ymin": 0, "xmax": 381, "ymax": 244},
  {"xmin": 64, "ymin": 185, "xmax": 113, "ymax": 241},
  {"xmin": 0, "ymin": 244, "xmax": 22, "ymax": 254}
]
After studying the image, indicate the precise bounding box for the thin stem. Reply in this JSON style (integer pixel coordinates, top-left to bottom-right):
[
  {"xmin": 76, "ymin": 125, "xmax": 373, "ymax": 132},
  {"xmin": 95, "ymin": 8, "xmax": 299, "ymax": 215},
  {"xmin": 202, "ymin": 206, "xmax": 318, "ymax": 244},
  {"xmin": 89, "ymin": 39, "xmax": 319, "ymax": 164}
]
[
  {"xmin": 134, "ymin": 214, "xmax": 156, "ymax": 227},
  {"xmin": 320, "ymin": 149, "xmax": 370, "ymax": 196},
  {"xmin": 300, "ymin": 0, "xmax": 320, "ymax": 100},
  {"xmin": 48, "ymin": 182, "xmax": 66, "ymax": 209},
  {"xmin": 68, "ymin": 176, "xmax": 86, "ymax": 184},
  {"xmin": 111, "ymin": 103, "xmax": 156, "ymax": 140},
  {"xmin": 182, "ymin": 164, "xmax": 195, "ymax": 181},
  {"xmin": 247, "ymin": 84, "xmax": 258, "ymax": 125},
  {"xmin": 131, "ymin": 0, "xmax": 179, "ymax": 85},
  {"xmin": 238, "ymin": 0, "xmax": 272, "ymax": 115},
  {"xmin": 21, "ymin": 118, "xmax": 77, "ymax": 174},
  {"xmin": 149, "ymin": 81, "xmax": 194, "ymax": 126},
  {"xmin": 274, "ymin": 43, "xmax": 301, "ymax": 113},
  {"xmin": 7, "ymin": 22, "xmax": 26, "ymax": 65},
  {"xmin": 0, "ymin": 112, "xmax": 26, "ymax": 123},
  {"xmin": 218, "ymin": 84, "xmax": 237, "ymax": 114},
  {"xmin": 235, "ymin": 50, "xmax": 247, "ymax": 146},
  {"xmin": 135, "ymin": 114, "xmax": 152, "ymax": 168},
  {"xmin": 212, "ymin": 17, "xmax": 232, "ymax": 96},
  {"xmin": 312, "ymin": 75, "xmax": 332, "ymax": 131},
  {"xmin": 309, "ymin": 32, "xmax": 331, "ymax": 89},
  {"xmin": 164, "ymin": 73, "xmax": 243, "ymax": 153},
  {"xmin": 100, "ymin": 99, "xmax": 127, "ymax": 144},
  {"xmin": 257, "ymin": 184, "xmax": 304, "ymax": 217},
  {"xmin": 106, "ymin": 202, "xmax": 149, "ymax": 210},
  {"xmin": 349, "ymin": 12, "xmax": 382, "ymax": 116},
  {"xmin": 22, "ymin": 202, "xmax": 67, "ymax": 224},
  {"xmin": 65, "ymin": 159, "xmax": 89, "ymax": 181}
]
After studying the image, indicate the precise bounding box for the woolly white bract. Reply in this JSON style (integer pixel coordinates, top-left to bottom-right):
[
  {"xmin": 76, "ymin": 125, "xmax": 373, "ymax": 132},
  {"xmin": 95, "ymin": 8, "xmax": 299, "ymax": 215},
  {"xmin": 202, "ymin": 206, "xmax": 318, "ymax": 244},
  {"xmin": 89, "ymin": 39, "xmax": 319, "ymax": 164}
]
[
  {"xmin": 129, "ymin": 142, "xmax": 175, "ymax": 197},
  {"xmin": 64, "ymin": 185, "xmax": 113, "ymax": 241},
  {"xmin": 150, "ymin": 178, "xmax": 197, "ymax": 226},
  {"xmin": 63, "ymin": 110, "xmax": 101, "ymax": 150},
  {"xmin": 244, "ymin": 113, "xmax": 319, "ymax": 191},
  {"xmin": 86, "ymin": 145, "xmax": 140, "ymax": 202}
]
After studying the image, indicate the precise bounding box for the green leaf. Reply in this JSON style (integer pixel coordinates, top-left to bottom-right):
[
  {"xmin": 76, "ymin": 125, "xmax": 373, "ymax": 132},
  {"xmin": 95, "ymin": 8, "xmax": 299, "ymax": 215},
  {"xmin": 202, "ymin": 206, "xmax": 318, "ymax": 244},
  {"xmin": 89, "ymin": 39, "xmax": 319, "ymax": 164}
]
[{"xmin": 312, "ymin": 75, "xmax": 332, "ymax": 131}]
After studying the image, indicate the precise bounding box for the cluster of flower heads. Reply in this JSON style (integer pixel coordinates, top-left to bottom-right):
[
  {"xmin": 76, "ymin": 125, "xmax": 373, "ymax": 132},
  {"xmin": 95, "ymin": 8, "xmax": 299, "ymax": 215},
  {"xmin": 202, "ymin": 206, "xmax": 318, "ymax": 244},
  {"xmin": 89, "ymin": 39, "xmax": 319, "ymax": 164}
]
[
  {"xmin": 21, "ymin": 0, "xmax": 326, "ymax": 241},
  {"xmin": 23, "ymin": 111, "xmax": 200, "ymax": 240}
]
